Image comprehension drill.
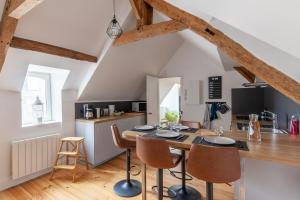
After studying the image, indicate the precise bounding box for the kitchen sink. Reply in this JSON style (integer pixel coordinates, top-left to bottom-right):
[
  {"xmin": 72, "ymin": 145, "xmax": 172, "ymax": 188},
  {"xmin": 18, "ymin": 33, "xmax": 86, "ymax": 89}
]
[{"xmin": 236, "ymin": 122, "xmax": 288, "ymax": 134}]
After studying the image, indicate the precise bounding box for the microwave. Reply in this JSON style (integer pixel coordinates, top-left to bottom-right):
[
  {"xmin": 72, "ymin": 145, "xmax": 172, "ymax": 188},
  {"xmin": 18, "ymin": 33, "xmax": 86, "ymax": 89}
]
[{"xmin": 132, "ymin": 102, "xmax": 146, "ymax": 112}]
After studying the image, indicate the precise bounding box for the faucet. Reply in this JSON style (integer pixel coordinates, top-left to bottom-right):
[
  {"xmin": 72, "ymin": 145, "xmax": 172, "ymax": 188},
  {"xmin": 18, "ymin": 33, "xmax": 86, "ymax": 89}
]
[{"xmin": 261, "ymin": 110, "xmax": 279, "ymax": 131}]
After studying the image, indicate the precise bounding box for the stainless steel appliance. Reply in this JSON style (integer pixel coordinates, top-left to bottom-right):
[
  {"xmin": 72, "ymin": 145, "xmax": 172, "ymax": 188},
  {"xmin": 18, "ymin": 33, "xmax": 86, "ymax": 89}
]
[{"xmin": 132, "ymin": 102, "xmax": 146, "ymax": 112}]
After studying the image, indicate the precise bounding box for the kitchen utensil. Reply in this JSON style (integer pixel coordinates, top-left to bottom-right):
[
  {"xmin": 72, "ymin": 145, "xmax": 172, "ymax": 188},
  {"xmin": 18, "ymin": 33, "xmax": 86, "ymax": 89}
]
[
  {"xmin": 204, "ymin": 136, "xmax": 236, "ymax": 145},
  {"xmin": 96, "ymin": 108, "xmax": 101, "ymax": 118},
  {"xmin": 103, "ymin": 108, "xmax": 109, "ymax": 116},
  {"xmin": 85, "ymin": 108, "xmax": 94, "ymax": 119},
  {"xmin": 108, "ymin": 105, "xmax": 115, "ymax": 116}
]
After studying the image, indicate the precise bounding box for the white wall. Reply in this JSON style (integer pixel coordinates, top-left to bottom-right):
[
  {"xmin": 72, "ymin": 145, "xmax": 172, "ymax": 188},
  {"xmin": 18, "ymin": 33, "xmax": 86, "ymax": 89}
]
[
  {"xmin": 0, "ymin": 89, "xmax": 76, "ymax": 190},
  {"xmin": 160, "ymin": 40, "xmax": 245, "ymax": 130}
]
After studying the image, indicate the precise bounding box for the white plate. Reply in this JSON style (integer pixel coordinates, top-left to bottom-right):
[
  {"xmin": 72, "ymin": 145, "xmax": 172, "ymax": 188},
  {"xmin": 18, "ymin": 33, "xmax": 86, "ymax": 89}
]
[
  {"xmin": 204, "ymin": 136, "xmax": 236, "ymax": 145},
  {"xmin": 134, "ymin": 125, "xmax": 154, "ymax": 130},
  {"xmin": 155, "ymin": 130, "xmax": 180, "ymax": 138},
  {"xmin": 173, "ymin": 125, "xmax": 190, "ymax": 130}
]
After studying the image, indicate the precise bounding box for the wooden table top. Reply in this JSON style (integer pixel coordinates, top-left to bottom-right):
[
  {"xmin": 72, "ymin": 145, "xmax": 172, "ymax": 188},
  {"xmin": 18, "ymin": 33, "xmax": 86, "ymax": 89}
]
[
  {"xmin": 123, "ymin": 129, "xmax": 300, "ymax": 167},
  {"xmin": 75, "ymin": 112, "xmax": 145, "ymax": 124}
]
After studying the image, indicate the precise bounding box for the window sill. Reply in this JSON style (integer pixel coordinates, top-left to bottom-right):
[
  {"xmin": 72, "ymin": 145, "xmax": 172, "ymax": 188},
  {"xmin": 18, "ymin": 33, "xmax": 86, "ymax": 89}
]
[{"xmin": 22, "ymin": 121, "xmax": 61, "ymax": 128}]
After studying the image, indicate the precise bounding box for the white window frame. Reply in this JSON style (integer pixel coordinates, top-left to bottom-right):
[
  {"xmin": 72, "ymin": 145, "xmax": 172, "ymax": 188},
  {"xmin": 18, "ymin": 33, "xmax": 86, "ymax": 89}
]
[{"xmin": 22, "ymin": 72, "xmax": 52, "ymax": 125}]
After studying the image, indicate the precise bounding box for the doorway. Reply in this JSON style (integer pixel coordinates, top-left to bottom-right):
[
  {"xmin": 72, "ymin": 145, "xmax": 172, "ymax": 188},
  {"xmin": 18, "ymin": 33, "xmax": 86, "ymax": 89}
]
[{"xmin": 159, "ymin": 77, "xmax": 181, "ymax": 122}]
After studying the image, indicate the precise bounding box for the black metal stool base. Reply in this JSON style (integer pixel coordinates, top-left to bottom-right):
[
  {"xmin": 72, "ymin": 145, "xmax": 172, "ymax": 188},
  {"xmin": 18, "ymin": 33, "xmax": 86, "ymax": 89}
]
[
  {"xmin": 168, "ymin": 185, "xmax": 201, "ymax": 200},
  {"xmin": 113, "ymin": 180, "xmax": 141, "ymax": 197}
]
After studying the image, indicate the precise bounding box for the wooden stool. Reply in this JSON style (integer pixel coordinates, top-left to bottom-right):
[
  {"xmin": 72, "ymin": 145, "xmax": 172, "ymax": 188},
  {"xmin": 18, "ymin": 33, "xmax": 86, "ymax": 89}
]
[{"xmin": 50, "ymin": 137, "xmax": 89, "ymax": 182}]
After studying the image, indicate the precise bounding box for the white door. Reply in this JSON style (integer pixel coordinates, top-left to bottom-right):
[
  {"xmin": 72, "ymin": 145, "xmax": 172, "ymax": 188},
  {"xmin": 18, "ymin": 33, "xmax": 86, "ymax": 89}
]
[{"xmin": 146, "ymin": 75, "xmax": 159, "ymax": 125}]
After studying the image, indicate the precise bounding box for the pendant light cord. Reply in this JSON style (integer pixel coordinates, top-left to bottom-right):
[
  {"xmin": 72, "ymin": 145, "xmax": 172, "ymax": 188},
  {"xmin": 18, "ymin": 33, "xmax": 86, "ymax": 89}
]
[{"xmin": 113, "ymin": 0, "xmax": 116, "ymax": 18}]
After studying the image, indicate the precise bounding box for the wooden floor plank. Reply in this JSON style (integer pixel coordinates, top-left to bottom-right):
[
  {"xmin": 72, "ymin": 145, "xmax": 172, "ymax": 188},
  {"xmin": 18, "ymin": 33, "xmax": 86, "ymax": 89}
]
[{"xmin": 0, "ymin": 152, "xmax": 234, "ymax": 199}]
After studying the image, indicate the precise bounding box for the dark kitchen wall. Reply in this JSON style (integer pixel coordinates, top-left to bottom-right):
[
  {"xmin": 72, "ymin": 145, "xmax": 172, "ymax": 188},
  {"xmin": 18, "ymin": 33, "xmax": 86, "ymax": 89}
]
[
  {"xmin": 75, "ymin": 101, "xmax": 145, "ymax": 118},
  {"xmin": 264, "ymin": 87, "xmax": 300, "ymax": 131}
]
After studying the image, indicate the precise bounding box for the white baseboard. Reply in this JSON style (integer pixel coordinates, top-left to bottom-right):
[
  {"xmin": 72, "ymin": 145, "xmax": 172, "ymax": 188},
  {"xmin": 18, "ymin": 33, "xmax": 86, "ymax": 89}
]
[{"xmin": 0, "ymin": 168, "xmax": 52, "ymax": 191}]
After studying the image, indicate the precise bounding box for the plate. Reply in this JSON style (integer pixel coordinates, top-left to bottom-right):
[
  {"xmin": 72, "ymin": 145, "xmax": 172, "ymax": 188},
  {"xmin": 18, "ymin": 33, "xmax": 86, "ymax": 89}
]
[
  {"xmin": 173, "ymin": 125, "xmax": 189, "ymax": 130},
  {"xmin": 134, "ymin": 125, "xmax": 154, "ymax": 130},
  {"xmin": 204, "ymin": 136, "xmax": 236, "ymax": 145},
  {"xmin": 155, "ymin": 130, "xmax": 180, "ymax": 138}
]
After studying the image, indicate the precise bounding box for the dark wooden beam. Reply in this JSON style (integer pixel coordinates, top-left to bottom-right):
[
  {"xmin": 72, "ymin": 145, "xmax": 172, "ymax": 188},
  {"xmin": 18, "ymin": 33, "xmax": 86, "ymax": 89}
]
[
  {"xmin": 114, "ymin": 20, "xmax": 187, "ymax": 46},
  {"xmin": 138, "ymin": 0, "xmax": 153, "ymax": 26},
  {"xmin": 0, "ymin": 0, "xmax": 43, "ymax": 71},
  {"xmin": 144, "ymin": 0, "xmax": 300, "ymax": 104},
  {"xmin": 234, "ymin": 66, "xmax": 255, "ymax": 83},
  {"xmin": 11, "ymin": 37, "xmax": 98, "ymax": 63}
]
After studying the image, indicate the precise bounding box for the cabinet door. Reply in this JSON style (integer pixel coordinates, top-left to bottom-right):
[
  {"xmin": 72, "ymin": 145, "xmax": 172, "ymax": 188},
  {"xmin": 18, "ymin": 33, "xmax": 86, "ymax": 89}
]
[
  {"xmin": 75, "ymin": 122, "xmax": 95, "ymax": 165},
  {"xmin": 116, "ymin": 116, "xmax": 146, "ymax": 132},
  {"xmin": 94, "ymin": 121, "xmax": 124, "ymax": 166}
]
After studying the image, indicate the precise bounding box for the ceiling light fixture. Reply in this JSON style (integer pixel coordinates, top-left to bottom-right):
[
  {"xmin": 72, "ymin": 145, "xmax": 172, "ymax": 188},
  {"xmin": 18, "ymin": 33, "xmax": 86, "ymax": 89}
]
[{"xmin": 106, "ymin": 0, "xmax": 122, "ymax": 39}]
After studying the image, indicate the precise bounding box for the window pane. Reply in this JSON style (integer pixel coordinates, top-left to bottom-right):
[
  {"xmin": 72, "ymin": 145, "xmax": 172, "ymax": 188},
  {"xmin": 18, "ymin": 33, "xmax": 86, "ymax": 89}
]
[{"xmin": 22, "ymin": 72, "xmax": 51, "ymax": 125}]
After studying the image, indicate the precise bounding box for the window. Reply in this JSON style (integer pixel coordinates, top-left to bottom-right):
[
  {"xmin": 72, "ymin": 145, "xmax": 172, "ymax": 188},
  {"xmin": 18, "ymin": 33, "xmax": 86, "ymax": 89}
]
[{"xmin": 22, "ymin": 72, "xmax": 52, "ymax": 125}]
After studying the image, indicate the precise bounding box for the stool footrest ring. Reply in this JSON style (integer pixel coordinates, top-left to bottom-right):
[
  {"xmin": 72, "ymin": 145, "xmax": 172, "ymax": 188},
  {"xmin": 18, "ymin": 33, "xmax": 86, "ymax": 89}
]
[{"xmin": 152, "ymin": 185, "xmax": 177, "ymax": 198}]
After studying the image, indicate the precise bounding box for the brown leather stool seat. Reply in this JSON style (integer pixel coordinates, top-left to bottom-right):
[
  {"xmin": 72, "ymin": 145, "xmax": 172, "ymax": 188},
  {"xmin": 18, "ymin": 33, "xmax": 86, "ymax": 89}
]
[
  {"xmin": 136, "ymin": 136, "xmax": 182, "ymax": 200},
  {"xmin": 187, "ymin": 144, "xmax": 241, "ymax": 200},
  {"xmin": 111, "ymin": 124, "xmax": 141, "ymax": 197}
]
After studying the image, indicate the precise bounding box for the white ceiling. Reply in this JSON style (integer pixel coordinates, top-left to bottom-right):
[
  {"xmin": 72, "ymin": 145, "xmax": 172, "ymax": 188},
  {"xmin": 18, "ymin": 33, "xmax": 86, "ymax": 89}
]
[
  {"xmin": 2, "ymin": 0, "xmax": 130, "ymax": 56},
  {"xmin": 167, "ymin": 0, "xmax": 300, "ymax": 60},
  {"xmin": 78, "ymin": 33, "xmax": 184, "ymax": 101}
]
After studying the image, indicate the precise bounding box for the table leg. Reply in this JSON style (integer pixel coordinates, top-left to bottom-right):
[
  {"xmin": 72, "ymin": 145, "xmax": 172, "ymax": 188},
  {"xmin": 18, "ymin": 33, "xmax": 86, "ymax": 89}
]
[
  {"xmin": 168, "ymin": 150, "xmax": 201, "ymax": 200},
  {"xmin": 142, "ymin": 163, "xmax": 147, "ymax": 200}
]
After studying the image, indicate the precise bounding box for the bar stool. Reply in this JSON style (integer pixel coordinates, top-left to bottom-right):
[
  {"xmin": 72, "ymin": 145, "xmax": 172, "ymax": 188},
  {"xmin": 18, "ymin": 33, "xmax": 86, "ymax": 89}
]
[
  {"xmin": 168, "ymin": 120, "xmax": 202, "ymax": 200},
  {"xmin": 111, "ymin": 124, "xmax": 141, "ymax": 197},
  {"xmin": 187, "ymin": 144, "xmax": 241, "ymax": 200},
  {"xmin": 136, "ymin": 136, "xmax": 182, "ymax": 200}
]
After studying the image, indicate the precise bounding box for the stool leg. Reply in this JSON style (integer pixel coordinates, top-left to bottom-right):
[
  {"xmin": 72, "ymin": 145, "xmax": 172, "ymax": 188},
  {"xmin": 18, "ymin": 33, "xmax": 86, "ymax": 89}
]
[
  {"xmin": 157, "ymin": 169, "xmax": 163, "ymax": 200},
  {"xmin": 82, "ymin": 141, "xmax": 89, "ymax": 170},
  {"xmin": 206, "ymin": 182, "xmax": 213, "ymax": 200},
  {"xmin": 113, "ymin": 149, "xmax": 141, "ymax": 197},
  {"xmin": 50, "ymin": 141, "xmax": 64, "ymax": 180},
  {"xmin": 126, "ymin": 149, "xmax": 131, "ymax": 183},
  {"xmin": 72, "ymin": 141, "xmax": 80, "ymax": 183}
]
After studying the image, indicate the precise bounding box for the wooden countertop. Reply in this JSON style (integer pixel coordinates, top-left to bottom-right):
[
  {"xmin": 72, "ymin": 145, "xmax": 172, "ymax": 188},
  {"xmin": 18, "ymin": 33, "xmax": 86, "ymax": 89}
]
[
  {"xmin": 123, "ymin": 129, "xmax": 300, "ymax": 167},
  {"xmin": 76, "ymin": 112, "xmax": 145, "ymax": 124}
]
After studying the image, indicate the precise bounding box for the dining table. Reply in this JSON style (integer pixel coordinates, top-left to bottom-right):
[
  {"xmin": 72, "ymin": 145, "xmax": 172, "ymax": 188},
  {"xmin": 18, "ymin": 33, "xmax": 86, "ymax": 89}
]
[{"xmin": 122, "ymin": 128, "xmax": 300, "ymax": 200}]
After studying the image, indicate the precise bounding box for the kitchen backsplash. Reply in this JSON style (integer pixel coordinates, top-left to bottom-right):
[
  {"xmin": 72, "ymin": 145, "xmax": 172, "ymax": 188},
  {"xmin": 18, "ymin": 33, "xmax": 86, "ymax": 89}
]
[
  {"xmin": 75, "ymin": 101, "xmax": 145, "ymax": 119},
  {"xmin": 264, "ymin": 87, "xmax": 300, "ymax": 131}
]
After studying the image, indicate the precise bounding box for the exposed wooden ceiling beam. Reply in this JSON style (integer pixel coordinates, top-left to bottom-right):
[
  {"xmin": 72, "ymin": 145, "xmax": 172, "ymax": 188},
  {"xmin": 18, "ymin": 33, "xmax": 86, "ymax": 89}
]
[
  {"xmin": 129, "ymin": 0, "xmax": 142, "ymax": 20},
  {"xmin": 114, "ymin": 20, "xmax": 187, "ymax": 46},
  {"xmin": 11, "ymin": 37, "xmax": 98, "ymax": 63},
  {"xmin": 138, "ymin": 0, "xmax": 153, "ymax": 26},
  {"xmin": 0, "ymin": 0, "xmax": 43, "ymax": 71},
  {"xmin": 234, "ymin": 66, "xmax": 255, "ymax": 83},
  {"xmin": 8, "ymin": 0, "xmax": 43, "ymax": 19},
  {"xmin": 144, "ymin": 0, "xmax": 300, "ymax": 104}
]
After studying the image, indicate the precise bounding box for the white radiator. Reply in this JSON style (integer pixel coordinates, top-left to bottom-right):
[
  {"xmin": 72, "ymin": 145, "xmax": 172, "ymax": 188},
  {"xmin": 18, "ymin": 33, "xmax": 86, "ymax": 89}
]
[{"xmin": 12, "ymin": 134, "xmax": 60, "ymax": 180}]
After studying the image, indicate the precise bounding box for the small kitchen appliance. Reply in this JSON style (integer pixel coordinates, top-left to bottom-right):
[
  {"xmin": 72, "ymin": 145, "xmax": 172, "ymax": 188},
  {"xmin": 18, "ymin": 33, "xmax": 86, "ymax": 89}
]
[{"xmin": 132, "ymin": 102, "xmax": 146, "ymax": 112}]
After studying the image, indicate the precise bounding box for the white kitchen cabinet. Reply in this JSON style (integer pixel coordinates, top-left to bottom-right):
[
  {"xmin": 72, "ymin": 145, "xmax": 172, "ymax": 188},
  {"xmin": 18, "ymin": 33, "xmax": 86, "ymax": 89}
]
[{"xmin": 76, "ymin": 115, "xmax": 145, "ymax": 167}]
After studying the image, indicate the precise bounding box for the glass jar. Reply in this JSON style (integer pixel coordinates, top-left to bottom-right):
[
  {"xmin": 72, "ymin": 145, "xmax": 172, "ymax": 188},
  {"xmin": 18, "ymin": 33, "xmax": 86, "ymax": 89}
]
[{"xmin": 248, "ymin": 114, "xmax": 261, "ymax": 143}]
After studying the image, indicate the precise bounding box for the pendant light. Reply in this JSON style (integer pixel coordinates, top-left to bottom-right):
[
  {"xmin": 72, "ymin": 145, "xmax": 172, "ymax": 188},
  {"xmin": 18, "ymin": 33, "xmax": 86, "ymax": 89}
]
[{"xmin": 106, "ymin": 0, "xmax": 122, "ymax": 39}]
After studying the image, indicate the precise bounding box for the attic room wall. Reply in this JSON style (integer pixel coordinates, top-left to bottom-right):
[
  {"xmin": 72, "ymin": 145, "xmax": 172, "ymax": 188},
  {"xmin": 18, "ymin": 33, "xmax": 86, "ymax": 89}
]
[
  {"xmin": 0, "ymin": 48, "xmax": 91, "ymax": 190},
  {"xmin": 160, "ymin": 40, "xmax": 245, "ymax": 130}
]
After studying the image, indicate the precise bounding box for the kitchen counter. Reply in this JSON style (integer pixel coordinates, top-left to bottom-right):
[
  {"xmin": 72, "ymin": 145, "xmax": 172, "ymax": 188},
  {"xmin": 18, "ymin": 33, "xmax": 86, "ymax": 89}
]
[
  {"xmin": 123, "ymin": 129, "xmax": 300, "ymax": 200},
  {"xmin": 76, "ymin": 112, "xmax": 145, "ymax": 124},
  {"xmin": 124, "ymin": 129, "xmax": 300, "ymax": 167}
]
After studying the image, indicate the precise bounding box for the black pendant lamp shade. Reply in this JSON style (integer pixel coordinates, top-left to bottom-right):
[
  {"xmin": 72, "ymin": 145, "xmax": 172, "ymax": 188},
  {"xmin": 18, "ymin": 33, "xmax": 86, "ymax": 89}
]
[{"xmin": 106, "ymin": 0, "xmax": 122, "ymax": 39}]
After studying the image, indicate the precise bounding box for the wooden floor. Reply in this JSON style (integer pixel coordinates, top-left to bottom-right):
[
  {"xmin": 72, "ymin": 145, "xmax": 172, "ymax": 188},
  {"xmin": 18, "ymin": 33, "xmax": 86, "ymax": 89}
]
[{"xmin": 0, "ymin": 152, "xmax": 234, "ymax": 200}]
